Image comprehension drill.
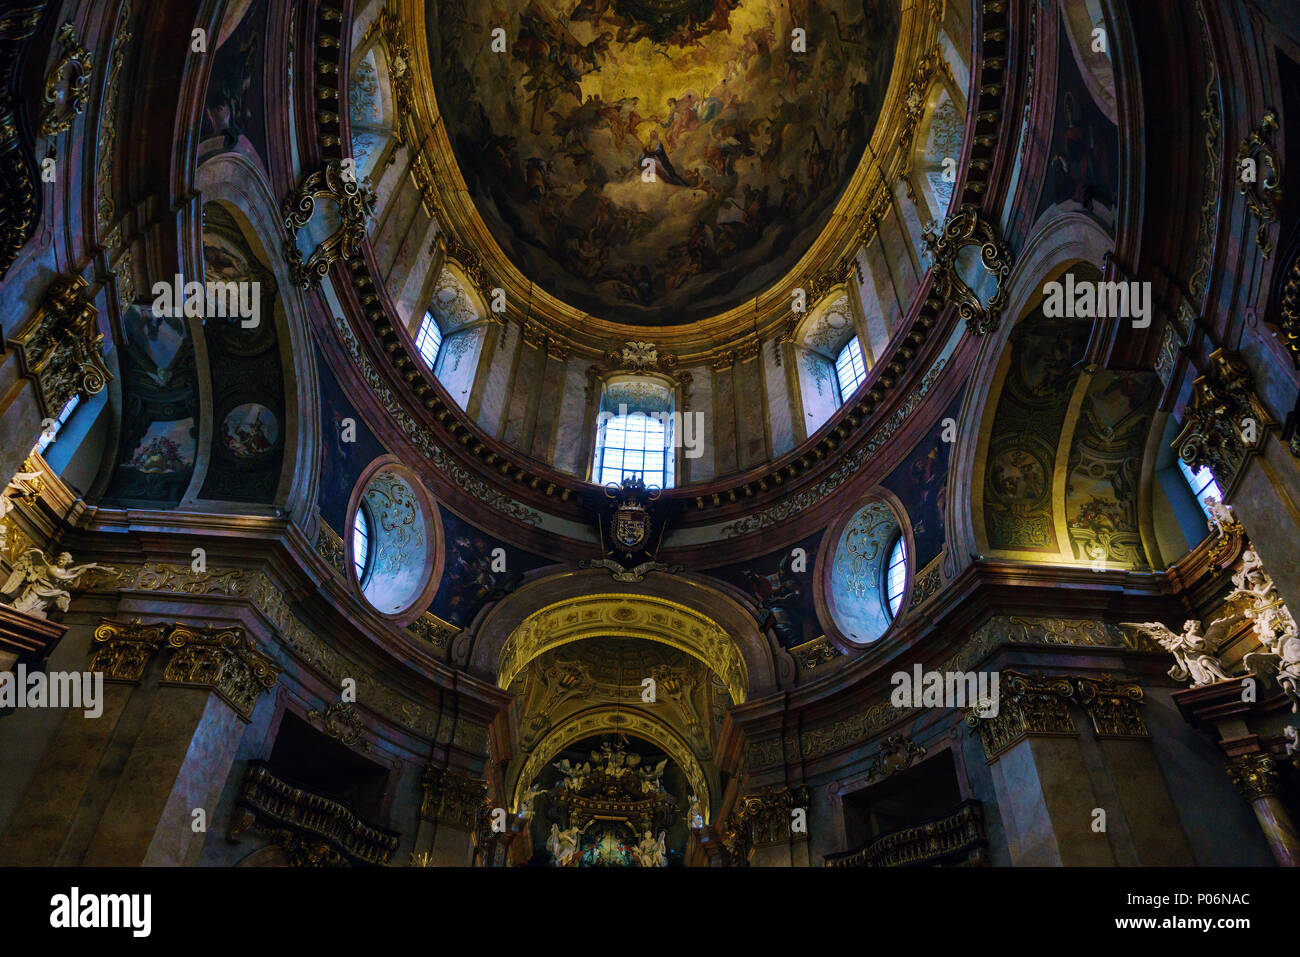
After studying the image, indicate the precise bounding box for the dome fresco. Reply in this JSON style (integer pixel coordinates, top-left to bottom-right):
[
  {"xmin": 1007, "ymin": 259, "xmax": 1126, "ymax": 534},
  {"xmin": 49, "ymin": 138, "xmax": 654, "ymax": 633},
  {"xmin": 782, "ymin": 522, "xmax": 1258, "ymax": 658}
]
[{"xmin": 426, "ymin": 0, "xmax": 901, "ymax": 325}]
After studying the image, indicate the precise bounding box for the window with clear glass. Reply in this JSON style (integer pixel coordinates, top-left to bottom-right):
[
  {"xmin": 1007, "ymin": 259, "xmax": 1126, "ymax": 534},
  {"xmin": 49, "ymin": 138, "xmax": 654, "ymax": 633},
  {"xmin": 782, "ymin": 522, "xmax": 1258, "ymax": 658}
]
[
  {"xmin": 884, "ymin": 534, "xmax": 907, "ymax": 618},
  {"xmin": 835, "ymin": 337, "xmax": 867, "ymax": 404},
  {"xmin": 1177, "ymin": 458, "xmax": 1223, "ymax": 518},
  {"xmin": 352, "ymin": 504, "xmax": 372, "ymax": 584},
  {"xmin": 415, "ymin": 312, "xmax": 443, "ymax": 368},
  {"xmin": 32, "ymin": 395, "xmax": 80, "ymax": 457},
  {"xmin": 595, "ymin": 411, "xmax": 674, "ymax": 489}
]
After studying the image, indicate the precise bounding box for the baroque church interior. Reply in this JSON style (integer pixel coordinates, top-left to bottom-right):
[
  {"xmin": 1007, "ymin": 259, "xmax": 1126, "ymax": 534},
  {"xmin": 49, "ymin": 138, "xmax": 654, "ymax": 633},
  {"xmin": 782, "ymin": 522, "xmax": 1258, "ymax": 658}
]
[{"xmin": 3, "ymin": 0, "xmax": 1300, "ymax": 881}]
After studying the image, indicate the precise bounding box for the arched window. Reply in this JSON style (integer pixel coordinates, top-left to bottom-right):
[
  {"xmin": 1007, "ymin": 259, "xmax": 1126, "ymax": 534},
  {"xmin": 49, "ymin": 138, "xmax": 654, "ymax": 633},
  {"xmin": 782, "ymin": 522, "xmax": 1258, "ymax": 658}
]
[
  {"xmin": 32, "ymin": 395, "xmax": 80, "ymax": 456},
  {"xmin": 593, "ymin": 377, "xmax": 676, "ymax": 489},
  {"xmin": 414, "ymin": 311, "xmax": 443, "ymax": 369},
  {"xmin": 884, "ymin": 534, "xmax": 907, "ymax": 618},
  {"xmin": 835, "ymin": 337, "xmax": 867, "ymax": 404},
  {"xmin": 352, "ymin": 503, "xmax": 372, "ymax": 584},
  {"xmin": 1177, "ymin": 458, "xmax": 1223, "ymax": 518}
]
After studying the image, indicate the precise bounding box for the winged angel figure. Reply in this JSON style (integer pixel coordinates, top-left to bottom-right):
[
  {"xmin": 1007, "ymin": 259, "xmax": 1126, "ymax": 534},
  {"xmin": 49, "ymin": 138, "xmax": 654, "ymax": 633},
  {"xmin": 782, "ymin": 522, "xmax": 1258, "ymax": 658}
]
[
  {"xmin": 1, "ymin": 548, "xmax": 112, "ymax": 620},
  {"xmin": 1123, "ymin": 618, "xmax": 1237, "ymax": 687}
]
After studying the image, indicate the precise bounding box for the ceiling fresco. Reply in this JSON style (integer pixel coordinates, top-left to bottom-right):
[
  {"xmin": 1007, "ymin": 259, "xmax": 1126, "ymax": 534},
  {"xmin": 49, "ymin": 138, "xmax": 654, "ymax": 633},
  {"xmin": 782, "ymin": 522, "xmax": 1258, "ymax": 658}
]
[{"xmin": 426, "ymin": 0, "xmax": 901, "ymax": 325}]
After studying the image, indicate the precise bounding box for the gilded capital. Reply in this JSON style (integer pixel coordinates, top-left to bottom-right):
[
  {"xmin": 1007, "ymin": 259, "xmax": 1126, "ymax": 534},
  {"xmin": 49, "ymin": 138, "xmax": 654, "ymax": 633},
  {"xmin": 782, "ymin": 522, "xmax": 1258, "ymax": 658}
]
[
  {"xmin": 420, "ymin": 766, "xmax": 487, "ymax": 832},
  {"xmin": 88, "ymin": 618, "xmax": 169, "ymax": 683},
  {"xmin": 163, "ymin": 624, "xmax": 280, "ymax": 720},
  {"xmin": 965, "ymin": 671, "xmax": 1076, "ymax": 760},
  {"xmin": 1226, "ymin": 753, "xmax": 1281, "ymax": 801},
  {"xmin": 7, "ymin": 275, "xmax": 113, "ymax": 420}
]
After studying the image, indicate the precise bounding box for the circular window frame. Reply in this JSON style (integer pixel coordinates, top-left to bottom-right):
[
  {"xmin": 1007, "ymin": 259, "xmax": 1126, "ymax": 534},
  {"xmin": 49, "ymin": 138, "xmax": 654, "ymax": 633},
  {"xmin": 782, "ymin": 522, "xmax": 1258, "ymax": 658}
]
[
  {"xmin": 344, "ymin": 456, "xmax": 445, "ymax": 625},
  {"xmin": 814, "ymin": 489, "xmax": 914, "ymax": 652}
]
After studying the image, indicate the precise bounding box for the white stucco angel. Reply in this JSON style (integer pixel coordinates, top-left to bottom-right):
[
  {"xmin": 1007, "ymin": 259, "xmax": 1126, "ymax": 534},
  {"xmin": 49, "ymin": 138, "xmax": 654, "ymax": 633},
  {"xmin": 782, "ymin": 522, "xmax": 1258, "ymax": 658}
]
[
  {"xmin": 552, "ymin": 758, "xmax": 589, "ymax": 791},
  {"xmin": 547, "ymin": 823, "xmax": 580, "ymax": 866},
  {"xmin": 1229, "ymin": 545, "xmax": 1274, "ymax": 603},
  {"xmin": 632, "ymin": 829, "xmax": 667, "ymax": 867},
  {"xmin": 1123, "ymin": 619, "xmax": 1235, "ymax": 687},
  {"xmin": 1, "ymin": 548, "xmax": 111, "ymax": 620},
  {"xmin": 1203, "ymin": 494, "xmax": 1237, "ymax": 539},
  {"xmin": 515, "ymin": 782, "xmax": 547, "ymax": 824}
]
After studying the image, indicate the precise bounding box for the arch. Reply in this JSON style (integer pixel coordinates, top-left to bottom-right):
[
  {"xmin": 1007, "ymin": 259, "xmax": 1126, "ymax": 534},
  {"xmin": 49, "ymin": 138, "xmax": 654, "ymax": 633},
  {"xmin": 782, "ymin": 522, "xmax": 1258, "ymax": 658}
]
[
  {"xmin": 948, "ymin": 210, "xmax": 1112, "ymax": 567},
  {"xmin": 192, "ymin": 151, "xmax": 321, "ymax": 526},
  {"xmin": 497, "ymin": 594, "xmax": 747, "ymax": 705},
  {"xmin": 508, "ymin": 707, "xmax": 711, "ymax": 825},
  {"xmin": 462, "ymin": 568, "xmax": 779, "ymax": 698}
]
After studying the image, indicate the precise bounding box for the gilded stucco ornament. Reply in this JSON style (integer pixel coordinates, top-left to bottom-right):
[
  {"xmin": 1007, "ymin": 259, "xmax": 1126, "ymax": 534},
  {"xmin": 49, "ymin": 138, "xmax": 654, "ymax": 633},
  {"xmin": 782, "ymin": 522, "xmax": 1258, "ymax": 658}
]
[
  {"xmin": 922, "ymin": 203, "xmax": 1013, "ymax": 337},
  {"xmin": 1237, "ymin": 110, "xmax": 1281, "ymax": 258},
  {"xmin": 307, "ymin": 701, "xmax": 371, "ymax": 751},
  {"xmin": 7, "ymin": 275, "xmax": 113, "ymax": 420},
  {"xmin": 1172, "ymin": 349, "xmax": 1270, "ymax": 489},
  {"xmin": 281, "ymin": 161, "xmax": 376, "ymax": 289},
  {"xmin": 39, "ymin": 22, "xmax": 91, "ymax": 142}
]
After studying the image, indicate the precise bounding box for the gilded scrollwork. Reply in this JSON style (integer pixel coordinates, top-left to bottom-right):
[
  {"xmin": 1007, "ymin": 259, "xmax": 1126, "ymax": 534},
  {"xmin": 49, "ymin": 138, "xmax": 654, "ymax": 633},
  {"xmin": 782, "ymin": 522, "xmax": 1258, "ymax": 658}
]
[
  {"xmin": 307, "ymin": 701, "xmax": 371, "ymax": 751},
  {"xmin": 281, "ymin": 161, "xmax": 376, "ymax": 288},
  {"xmin": 922, "ymin": 203, "xmax": 1013, "ymax": 337},
  {"xmin": 7, "ymin": 275, "xmax": 113, "ymax": 420},
  {"xmin": 1237, "ymin": 111, "xmax": 1281, "ymax": 258},
  {"xmin": 164, "ymin": 624, "xmax": 281, "ymax": 721},
  {"xmin": 39, "ymin": 22, "xmax": 92, "ymax": 141},
  {"xmin": 1172, "ymin": 349, "xmax": 1270, "ymax": 489}
]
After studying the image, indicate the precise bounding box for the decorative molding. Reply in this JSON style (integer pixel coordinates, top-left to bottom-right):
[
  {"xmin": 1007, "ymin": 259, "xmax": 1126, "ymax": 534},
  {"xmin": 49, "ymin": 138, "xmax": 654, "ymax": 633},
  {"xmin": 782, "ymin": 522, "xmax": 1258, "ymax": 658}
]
[
  {"xmin": 790, "ymin": 634, "xmax": 843, "ymax": 671},
  {"xmin": 922, "ymin": 203, "xmax": 1013, "ymax": 337},
  {"xmin": 314, "ymin": 521, "xmax": 345, "ymax": 575},
  {"xmin": 1237, "ymin": 111, "xmax": 1281, "ymax": 258},
  {"xmin": 6, "ymin": 275, "xmax": 113, "ymax": 420}
]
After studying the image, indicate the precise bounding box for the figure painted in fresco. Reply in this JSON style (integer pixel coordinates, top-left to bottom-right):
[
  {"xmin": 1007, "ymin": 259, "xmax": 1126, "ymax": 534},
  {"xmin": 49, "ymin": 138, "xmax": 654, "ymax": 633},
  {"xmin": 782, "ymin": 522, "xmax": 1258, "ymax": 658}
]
[
  {"xmin": 744, "ymin": 552, "xmax": 807, "ymax": 649},
  {"xmin": 1046, "ymin": 92, "xmax": 1114, "ymax": 210}
]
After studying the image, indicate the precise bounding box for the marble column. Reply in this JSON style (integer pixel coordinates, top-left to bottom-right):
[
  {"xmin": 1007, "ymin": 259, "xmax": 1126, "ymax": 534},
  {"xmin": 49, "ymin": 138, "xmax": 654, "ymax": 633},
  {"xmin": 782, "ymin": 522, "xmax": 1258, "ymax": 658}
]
[{"xmin": 1226, "ymin": 754, "xmax": 1300, "ymax": 866}]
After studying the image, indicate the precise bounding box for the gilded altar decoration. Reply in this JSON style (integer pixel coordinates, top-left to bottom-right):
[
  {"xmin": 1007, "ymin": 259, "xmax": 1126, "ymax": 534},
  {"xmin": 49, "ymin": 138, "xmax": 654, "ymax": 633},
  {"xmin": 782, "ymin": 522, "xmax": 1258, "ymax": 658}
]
[
  {"xmin": 164, "ymin": 624, "xmax": 281, "ymax": 721},
  {"xmin": 1236, "ymin": 110, "xmax": 1281, "ymax": 258},
  {"xmin": 0, "ymin": 548, "xmax": 112, "ymax": 620},
  {"xmin": 921, "ymin": 203, "xmax": 1014, "ymax": 337},
  {"xmin": 230, "ymin": 761, "xmax": 399, "ymax": 866},
  {"xmin": 39, "ymin": 22, "xmax": 92, "ymax": 141},
  {"xmin": 7, "ymin": 275, "xmax": 114, "ymax": 420},
  {"xmin": 281, "ymin": 161, "xmax": 376, "ymax": 288},
  {"xmin": 1172, "ymin": 349, "xmax": 1271, "ymax": 489}
]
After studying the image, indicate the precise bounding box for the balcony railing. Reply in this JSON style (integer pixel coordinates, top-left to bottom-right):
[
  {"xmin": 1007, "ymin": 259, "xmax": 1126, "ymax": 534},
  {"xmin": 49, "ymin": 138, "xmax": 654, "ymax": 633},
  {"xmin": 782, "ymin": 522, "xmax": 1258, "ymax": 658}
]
[
  {"xmin": 229, "ymin": 760, "xmax": 400, "ymax": 866},
  {"xmin": 824, "ymin": 799, "xmax": 988, "ymax": 867}
]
